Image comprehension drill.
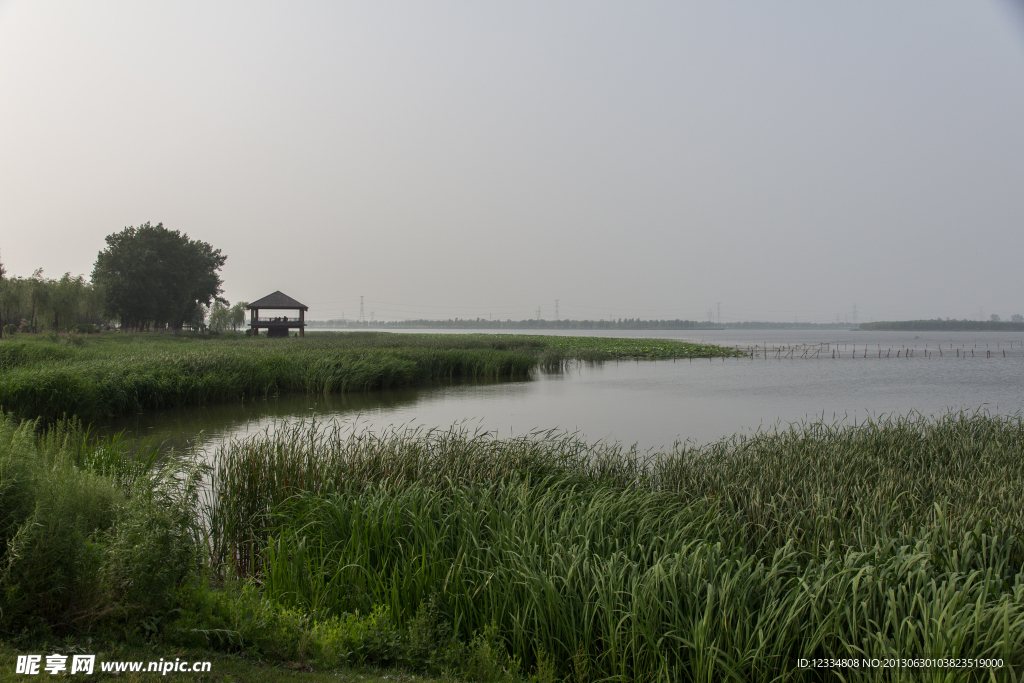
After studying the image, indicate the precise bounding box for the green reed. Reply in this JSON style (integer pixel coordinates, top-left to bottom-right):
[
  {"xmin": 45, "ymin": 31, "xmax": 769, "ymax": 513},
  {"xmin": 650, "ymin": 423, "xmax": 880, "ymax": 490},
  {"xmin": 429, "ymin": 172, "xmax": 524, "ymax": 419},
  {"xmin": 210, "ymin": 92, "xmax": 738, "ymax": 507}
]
[
  {"xmin": 210, "ymin": 412, "xmax": 1024, "ymax": 681},
  {"xmin": 0, "ymin": 346, "xmax": 534, "ymax": 422},
  {"xmin": 0, "ymin": 332, "xmax": 735, "ymax": 422},
  {"xmin": 0, "ymin": 414, "xmax": 205, "ymax": 634}
]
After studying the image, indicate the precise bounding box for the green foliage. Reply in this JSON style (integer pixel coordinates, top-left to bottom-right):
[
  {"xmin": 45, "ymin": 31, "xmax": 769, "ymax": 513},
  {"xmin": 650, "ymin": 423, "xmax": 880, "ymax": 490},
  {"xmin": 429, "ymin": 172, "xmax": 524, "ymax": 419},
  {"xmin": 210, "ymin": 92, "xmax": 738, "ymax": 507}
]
[
  {"xmin": 439, "ymin": 623, "xmax": 521, "ymax": 683},
  {"xmin": 533, "ymin": 333, "xmax": 737, "ymax": 361},
  {"xmin": 861, "ymin": 319, "xmax": 1024, "ymax": 331},
  {"xmin": 91, "ymin": 222, "xmax": 227, "ymax": 332},
  {"xmin": 0, "ymin": 332, "xmax": 733, "ymax": 422},
  {"xmin": 212, "ymin": 412, "xmax": 1024, "ymax": 681},
  {"xmin": 4, "ymin": 407, "xmax": 1024, "ymax": 681},
  {"xmin": 168, "ymin": 576, "xmax": 313, "ymax": 660},
  {"xmin": 207, "ymin": 301, "xmax": 248, "ymax": 333},
  {"xmin": 169, "ymin": 580, "xmax": 517, "ymax": 676},
  {"xmin": 0, "ymin": 415, "xmax": 205, "ymax": 638},
  {"xmin": 0, "ymin": 269, "xmax": 107, "ymax": 336}
]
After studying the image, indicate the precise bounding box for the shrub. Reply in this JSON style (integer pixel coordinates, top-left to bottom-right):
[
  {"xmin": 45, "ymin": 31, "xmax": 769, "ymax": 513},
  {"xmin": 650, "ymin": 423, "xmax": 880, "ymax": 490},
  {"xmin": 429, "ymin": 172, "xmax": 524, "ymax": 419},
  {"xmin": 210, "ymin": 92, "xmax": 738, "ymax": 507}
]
[{"xmin": 0, "ymin": 415, "xmax": 204, "ymax": 638}]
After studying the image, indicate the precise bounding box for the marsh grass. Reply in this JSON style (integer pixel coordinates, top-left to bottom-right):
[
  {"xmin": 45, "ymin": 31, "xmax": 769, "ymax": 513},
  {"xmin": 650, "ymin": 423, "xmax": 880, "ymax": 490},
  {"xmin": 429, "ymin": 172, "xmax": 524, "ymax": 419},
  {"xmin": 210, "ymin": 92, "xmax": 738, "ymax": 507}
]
[
  {"xmin": 209, "ymin": 412, "xmax": 1024, "ymax": 681},
  {"xmin": 4, "ymin": 408, "xmax": 1023, "ymax": 680},
  {"xmin": 0, "ymin": 415, "xmax": 205, "ymax": 635},
  {"xmin": 0, "ymin": 332, "xmax": 736, "ymax": 422}
]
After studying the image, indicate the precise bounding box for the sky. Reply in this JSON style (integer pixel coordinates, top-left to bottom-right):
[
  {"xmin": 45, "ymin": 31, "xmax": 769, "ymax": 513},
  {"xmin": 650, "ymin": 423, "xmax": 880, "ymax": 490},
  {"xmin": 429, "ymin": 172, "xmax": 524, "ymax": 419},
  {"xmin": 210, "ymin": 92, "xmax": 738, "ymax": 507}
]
[{"xmin": 2, "ymin": 1, "xmax": 1023, "ymax": 324}]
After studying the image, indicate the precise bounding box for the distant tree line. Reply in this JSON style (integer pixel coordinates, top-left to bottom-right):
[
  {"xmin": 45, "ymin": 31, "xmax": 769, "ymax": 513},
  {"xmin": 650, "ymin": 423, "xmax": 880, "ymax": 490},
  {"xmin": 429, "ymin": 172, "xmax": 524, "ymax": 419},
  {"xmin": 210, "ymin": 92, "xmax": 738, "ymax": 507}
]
[
  {"xmin": 306, "ymin": 318, "xmax": 715, "ymax": 330},
  {"xmin": 1, "ymin": 223, "xmax": 236, "ymax": 337},
  {"xmin": 306, "ymin": 318, "xmax": 858, "ymax": 331},
  {"xmin": 860, "ymin": 319, "xmax": 1024, "ymax": 332},
  {"xmin": 0, "ymin": 260, "xmax": 107, "ymax": 337},
  {"xmin": 720, "ymin": 321, "xmax": 854, "ymax": 330}
]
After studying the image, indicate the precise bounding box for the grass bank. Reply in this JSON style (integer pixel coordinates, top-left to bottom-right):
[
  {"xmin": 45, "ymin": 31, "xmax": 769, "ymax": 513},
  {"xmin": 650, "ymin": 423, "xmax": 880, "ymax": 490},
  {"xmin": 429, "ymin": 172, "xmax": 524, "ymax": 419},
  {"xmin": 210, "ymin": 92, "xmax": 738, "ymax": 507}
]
[
  {"xmin": 0, "ymin": 332, "xmax": 737, "ymax": 422},
  {"xmin": 3, "ymin": 411, "xmax": 1023, "ymax": 680},
  {"xmin": 0, "ymin": 415, "xmax": 513, "ymax": 681},
  {"xmin": 209, "ymin": 411, "xmax": 1024, "ymax": 681}
]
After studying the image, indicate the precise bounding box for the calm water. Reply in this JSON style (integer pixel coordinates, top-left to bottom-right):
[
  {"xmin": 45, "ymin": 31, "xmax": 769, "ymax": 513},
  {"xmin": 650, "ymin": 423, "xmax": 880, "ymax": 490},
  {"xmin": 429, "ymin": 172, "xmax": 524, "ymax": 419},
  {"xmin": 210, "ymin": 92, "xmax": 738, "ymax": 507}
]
[{"xmin": 109, "ymin": 329, "xmax": 1024, "ymax": 454}]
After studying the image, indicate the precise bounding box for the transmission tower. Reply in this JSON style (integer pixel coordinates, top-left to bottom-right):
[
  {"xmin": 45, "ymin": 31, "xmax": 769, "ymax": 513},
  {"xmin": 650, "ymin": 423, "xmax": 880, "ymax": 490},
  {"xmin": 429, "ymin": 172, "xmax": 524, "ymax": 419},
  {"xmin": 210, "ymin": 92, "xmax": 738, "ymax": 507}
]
[
  {"xmin": 555, "ymin": 300, "xmax": 560, "ymax": 321},
  {"xmin": 717, "ymin": 302, "xmax": 722, "ymax": 325},
  {"xmin": 359, "ymin": 296, "xmax": 365, "ymax": 323}
]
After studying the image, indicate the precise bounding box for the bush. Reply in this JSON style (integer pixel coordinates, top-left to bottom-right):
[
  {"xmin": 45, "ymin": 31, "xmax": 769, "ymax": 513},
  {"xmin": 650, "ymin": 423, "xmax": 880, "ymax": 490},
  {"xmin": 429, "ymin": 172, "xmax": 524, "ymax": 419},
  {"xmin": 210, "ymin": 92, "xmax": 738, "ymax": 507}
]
[{"xmin": 0, "ymin": 415, "xmax": 204, "ymax": 638}]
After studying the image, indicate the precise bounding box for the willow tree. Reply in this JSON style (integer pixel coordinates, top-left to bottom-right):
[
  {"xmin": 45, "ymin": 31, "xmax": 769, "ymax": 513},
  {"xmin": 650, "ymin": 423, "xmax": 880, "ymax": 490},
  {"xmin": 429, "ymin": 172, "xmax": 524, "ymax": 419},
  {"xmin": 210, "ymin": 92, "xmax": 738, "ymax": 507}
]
[
  {"xmin": 92, "ymin": 223, "xmax": 227, "ymax": 332},
  {"xmin": 0, "ymin": 269, "xmax": 107, "ymax": 334},
  {"xmin": 0, "ymin": 250, "xmax": 5, "ymax": 338}
]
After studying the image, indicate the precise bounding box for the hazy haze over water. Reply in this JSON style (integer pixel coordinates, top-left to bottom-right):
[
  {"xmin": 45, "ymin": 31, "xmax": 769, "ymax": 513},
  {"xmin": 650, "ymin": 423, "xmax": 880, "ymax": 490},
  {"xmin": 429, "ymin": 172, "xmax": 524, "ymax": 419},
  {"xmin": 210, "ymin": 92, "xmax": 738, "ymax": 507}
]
[{"xmin": 2, "ymin": 1, "xmax": 1023, "ymax": 323}]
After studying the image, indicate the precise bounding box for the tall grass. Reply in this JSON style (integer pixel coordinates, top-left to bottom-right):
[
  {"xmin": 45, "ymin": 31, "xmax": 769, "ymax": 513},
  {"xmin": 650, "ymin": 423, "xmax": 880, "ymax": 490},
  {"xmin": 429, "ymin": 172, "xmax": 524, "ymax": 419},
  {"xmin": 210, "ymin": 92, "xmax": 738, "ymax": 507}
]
[
  {"xmin": 0, "ymin": 345, "xmax": 534, "ymax": 422},
  {"xmin": 210, "ymin": 412, "xmax": 1024, "ymax": 681},
  {"xmin": 0, "ymin": 415, "xmax": 205, "ymax": 635},
  {"xmin": 0, "ymin": 332, "xmax": 735, "ymax": 422}
]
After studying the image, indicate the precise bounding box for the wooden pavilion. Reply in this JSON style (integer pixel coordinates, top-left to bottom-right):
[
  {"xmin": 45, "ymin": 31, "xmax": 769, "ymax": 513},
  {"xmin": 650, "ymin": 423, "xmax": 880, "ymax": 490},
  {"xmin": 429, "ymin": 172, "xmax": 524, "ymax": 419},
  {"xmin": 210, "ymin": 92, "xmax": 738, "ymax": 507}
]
[{"xmin": 247, "ymin": 291, "xmax": 308, "ymax": 337}]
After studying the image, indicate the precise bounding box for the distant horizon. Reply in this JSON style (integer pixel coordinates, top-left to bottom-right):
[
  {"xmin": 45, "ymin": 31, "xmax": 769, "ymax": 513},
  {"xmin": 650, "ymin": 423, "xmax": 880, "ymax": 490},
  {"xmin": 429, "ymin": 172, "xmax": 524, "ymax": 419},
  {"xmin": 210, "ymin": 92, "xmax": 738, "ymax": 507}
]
[
  {"xmin": 302, "ymin": 316, "xmax": 1024, "ymax": 329},
  {"xmin": 5, "ymin": 256, "xmax": 1023, "ymax": 327}
]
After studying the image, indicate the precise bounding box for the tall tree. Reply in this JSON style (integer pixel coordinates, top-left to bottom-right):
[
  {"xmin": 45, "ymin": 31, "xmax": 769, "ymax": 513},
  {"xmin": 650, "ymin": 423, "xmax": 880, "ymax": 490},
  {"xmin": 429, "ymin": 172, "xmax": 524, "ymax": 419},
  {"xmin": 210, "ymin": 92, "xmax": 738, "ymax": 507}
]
[
  {"xmin": 229, "ymin": 301, "xmax": 249, "ymax": 331},
  {"xmin": 92, "ymin": 223, "xmax": 227, "ymax": 332},
  {"xmin": 0, "ymin": 249, "xmax": 5, "ymax": 339}
]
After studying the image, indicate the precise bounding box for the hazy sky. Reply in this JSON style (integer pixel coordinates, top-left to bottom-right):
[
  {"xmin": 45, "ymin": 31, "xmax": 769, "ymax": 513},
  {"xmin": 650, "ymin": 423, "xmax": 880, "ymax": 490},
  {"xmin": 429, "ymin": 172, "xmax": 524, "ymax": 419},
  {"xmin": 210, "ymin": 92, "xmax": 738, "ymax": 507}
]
[{"xmin": 2, "ymin": 1, "xmax": 1023, "ymax": 323}]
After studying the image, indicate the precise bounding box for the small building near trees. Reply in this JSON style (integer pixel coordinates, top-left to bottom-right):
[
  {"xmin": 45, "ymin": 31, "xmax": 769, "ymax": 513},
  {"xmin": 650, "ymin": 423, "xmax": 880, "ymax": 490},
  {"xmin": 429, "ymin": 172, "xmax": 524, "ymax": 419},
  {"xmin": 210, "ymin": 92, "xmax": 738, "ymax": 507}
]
[{"xmin": 247, "ymin": 291, "xmax": 307, "ymax": 337}]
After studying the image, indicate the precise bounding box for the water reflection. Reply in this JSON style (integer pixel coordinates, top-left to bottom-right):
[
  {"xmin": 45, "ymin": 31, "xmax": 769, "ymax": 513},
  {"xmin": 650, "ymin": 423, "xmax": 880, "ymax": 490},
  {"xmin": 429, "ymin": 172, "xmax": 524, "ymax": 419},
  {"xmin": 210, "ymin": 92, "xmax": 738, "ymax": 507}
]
[
  {"xmin": 100, "ymin": 377, "xmax": 529, "ymax": 454},
  {"xmin": 100, "ymin": 331, "xmax": 1024, "ymax": 455}
]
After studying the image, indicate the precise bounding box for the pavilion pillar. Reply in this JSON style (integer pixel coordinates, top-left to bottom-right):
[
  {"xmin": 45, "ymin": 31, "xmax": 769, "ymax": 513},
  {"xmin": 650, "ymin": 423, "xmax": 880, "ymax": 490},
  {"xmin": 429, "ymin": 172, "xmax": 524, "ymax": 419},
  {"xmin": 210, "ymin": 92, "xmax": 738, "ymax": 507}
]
[{"xmin": 300, "ymin": 309, "xmax": 305, "ymax": 337}]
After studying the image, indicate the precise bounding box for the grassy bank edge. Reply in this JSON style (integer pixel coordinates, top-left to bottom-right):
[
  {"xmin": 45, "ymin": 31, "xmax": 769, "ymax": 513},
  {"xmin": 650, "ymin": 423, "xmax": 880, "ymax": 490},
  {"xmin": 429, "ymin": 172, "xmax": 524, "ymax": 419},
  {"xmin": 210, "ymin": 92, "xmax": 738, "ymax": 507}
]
[{"xmin": 0, "ymin": 332, "xmax": 743, "ymax": 423}]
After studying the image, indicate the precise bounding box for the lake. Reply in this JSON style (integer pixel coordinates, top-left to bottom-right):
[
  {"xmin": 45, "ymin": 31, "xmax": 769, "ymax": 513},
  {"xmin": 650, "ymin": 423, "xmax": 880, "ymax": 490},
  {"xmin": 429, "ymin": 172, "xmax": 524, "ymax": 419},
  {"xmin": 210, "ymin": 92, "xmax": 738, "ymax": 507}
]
[{"xmin": 108, "ymin": 329, "xmax": 1024, "ymax": 454}]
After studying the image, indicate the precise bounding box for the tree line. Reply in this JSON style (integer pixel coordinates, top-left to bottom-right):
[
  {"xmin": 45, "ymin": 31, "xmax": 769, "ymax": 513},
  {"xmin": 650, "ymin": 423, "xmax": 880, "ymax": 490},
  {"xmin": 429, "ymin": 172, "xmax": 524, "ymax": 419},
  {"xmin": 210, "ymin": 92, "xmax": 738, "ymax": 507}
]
[
  {"xmin": 306, "ymin": 318, "xmax": 721, "ymax": 330},
  {"xmin": 1, "ymin": 223, "xmax": 244, "ymax": 337},
  {"xmin": 859, "ymin": 319, "xmax": 1024, "ymax": 332},
  {"xmin": 0, "ymin": 268, "xmax": 107, "ymax": 336},
  {"xmin": 307, "ymin": 318, "xmax": 858, "ymax": 330}
]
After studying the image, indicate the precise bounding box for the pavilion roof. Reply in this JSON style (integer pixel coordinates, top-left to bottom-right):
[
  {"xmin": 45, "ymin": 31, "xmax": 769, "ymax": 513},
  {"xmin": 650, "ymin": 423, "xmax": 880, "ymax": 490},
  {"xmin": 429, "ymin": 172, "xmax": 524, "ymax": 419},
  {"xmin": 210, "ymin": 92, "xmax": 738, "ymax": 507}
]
[{"xmin": 247, "ymin": 291, "xmax": 308, "ymax": 310}]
